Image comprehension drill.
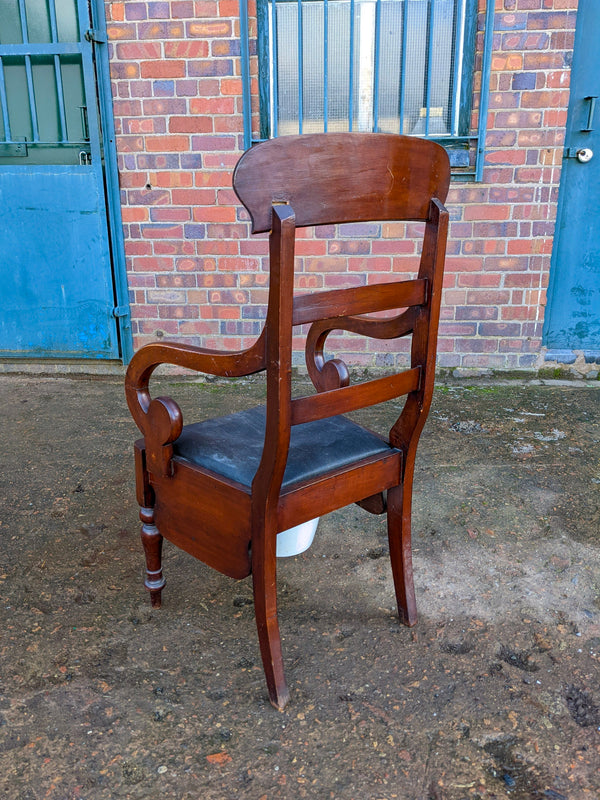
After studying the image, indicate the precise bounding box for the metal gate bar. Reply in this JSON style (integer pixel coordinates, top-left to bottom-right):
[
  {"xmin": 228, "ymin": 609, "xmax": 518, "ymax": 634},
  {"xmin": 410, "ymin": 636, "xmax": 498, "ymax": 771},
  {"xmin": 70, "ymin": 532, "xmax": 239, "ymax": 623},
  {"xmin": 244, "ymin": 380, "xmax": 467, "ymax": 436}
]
[
  {"xmin": 372, "ymin": 0, "xmax": 382, "ymax": 131},
  {"xmin": 323, "ymin": 0, "xmax": 328, "ymax": 130},
  {"xmin": 297, "ymin": 0, "xmax": 304, "ymax": 132},
  {"xmin": 348, "ymin": 0, "xmax": 355, "ymax": 130},
  {"xmin": 474, "ymin": 0, "xmax": 493, "ymax": 181},
  {"xmin": 0, "ymin": 62, "xmax": 11, "ymax": 139},
  {"xmin": 423, "ymin": 0, "xmax": 434, "ymax": 136},
  {"xmin": 450, "ymin": 0, "xmax": 466, "ymax": 136},
  {"xmin": 271, "ymin": 0, "xmax": 279, "ymax": 137},
  {"xmin": 16, "ymin": 0, "xmax": 41, "ymax": 143},
  {"xmin": 48, "ymin": 0, "xmax": 69, "ymax": 142},
  {"xmin": 398, "ymin": 0, "xmax": 408, "ymax": 132}
]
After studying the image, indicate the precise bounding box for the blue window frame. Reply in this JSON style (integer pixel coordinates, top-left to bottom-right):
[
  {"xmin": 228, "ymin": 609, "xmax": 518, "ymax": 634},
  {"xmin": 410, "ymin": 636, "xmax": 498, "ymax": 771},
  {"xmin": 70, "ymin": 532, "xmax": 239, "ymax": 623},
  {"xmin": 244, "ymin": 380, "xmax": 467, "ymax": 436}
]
[{"xmin": 240, "ymin": 0, "xmax": 495, "ymax": 179}]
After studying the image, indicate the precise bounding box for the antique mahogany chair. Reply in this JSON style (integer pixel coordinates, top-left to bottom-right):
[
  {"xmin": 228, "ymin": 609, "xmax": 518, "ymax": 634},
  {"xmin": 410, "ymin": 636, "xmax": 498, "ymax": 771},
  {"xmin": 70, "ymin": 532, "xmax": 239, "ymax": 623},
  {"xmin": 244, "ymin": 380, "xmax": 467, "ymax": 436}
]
[{"xmin": 125, "ymin": 133, "xmax": 450, "ymax": 709}]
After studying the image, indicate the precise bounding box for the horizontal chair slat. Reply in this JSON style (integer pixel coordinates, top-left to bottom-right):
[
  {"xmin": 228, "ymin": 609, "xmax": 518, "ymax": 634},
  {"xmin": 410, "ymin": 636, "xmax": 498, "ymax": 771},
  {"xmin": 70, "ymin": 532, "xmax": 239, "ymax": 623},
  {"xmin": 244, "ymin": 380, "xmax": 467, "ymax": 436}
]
[
  {"xmin": 293, "ymin": 279, "xmax": 427, "ymax": 327},
  {"xmin": 291, "ymin": 367, "xmax": 421, "ymax": 426},
  {"xmin": 318, "ymin": 306, "xmax": 419, "ymax": 341}
]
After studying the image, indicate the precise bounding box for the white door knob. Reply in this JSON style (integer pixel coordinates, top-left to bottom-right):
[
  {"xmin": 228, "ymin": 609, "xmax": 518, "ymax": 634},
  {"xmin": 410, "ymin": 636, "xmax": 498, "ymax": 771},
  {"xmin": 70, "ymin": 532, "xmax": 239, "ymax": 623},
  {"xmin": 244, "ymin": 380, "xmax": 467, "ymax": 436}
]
[{"xmin": 576, "ymin": 148, "xmax": 593, "ymax": 163}]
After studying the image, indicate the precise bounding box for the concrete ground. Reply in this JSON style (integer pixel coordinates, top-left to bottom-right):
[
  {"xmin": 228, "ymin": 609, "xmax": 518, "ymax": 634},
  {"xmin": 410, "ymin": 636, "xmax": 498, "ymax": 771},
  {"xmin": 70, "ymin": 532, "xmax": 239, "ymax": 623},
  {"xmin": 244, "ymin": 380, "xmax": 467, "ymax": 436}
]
[{"xmin": 0, "ymin": 373, "xmax": 599, "ymax": 800}]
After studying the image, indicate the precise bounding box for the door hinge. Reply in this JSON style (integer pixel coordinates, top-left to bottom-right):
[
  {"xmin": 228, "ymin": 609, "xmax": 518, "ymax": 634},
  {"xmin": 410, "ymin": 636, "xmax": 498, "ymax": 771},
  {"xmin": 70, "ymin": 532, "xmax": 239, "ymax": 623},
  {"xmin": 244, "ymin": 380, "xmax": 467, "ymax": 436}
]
[
  {"xmin": 85, "ymin": 29, "xmax": 107, "ymax": 44},
  {"xmin": 113, "ymin": 305, "xmax": 129, "ymax": 318}
]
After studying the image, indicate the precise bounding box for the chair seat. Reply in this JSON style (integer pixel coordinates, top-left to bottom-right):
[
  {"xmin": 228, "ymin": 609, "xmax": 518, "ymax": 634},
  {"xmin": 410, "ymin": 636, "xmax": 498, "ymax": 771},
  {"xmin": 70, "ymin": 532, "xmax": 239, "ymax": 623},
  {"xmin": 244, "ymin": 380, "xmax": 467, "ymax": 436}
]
[{"xmin": 173, "ymin": 405, "xmax": 398, "ymax": 489}]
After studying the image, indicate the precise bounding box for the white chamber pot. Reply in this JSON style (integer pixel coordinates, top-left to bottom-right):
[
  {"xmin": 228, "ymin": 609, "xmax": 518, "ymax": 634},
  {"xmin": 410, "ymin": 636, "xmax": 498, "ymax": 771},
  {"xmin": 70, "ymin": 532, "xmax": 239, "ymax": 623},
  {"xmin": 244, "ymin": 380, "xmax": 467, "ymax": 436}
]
[{"xmin": 276, "ymin": 517, "xmax": 319, "ymax": 557}]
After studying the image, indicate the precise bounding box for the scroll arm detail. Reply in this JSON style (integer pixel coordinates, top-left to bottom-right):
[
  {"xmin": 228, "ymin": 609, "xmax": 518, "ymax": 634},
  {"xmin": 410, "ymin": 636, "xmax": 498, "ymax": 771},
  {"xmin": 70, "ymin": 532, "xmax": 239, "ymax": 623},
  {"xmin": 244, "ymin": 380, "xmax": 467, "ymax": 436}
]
[{"xmin": 145, "ymin": 396, "xmax": 184, "ymax": 478}]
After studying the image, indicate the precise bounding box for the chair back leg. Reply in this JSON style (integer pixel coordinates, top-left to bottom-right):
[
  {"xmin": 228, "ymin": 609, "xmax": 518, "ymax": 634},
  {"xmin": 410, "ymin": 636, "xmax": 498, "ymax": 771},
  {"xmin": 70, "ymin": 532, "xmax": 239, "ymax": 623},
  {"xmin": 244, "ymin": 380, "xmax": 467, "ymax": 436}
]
[
  {"xmin": 251, "ymin": 520, "xmax": 290, "ymax": 710},
  {"xmin": 386, "ymin": 480, "xmax": 417, "ymax": 627}
]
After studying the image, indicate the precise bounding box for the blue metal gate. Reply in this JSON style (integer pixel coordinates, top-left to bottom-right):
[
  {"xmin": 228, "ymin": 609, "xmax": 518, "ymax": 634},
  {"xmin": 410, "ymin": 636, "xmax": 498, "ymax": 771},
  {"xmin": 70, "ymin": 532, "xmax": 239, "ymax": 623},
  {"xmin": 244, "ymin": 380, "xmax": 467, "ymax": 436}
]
[
  {"xmin": 0, "ymin": 0, "xmax": 130, "ymax": 359},
  {"xmin": 543, "ymin": 2, "xmax": 600, "ymax": 356}
]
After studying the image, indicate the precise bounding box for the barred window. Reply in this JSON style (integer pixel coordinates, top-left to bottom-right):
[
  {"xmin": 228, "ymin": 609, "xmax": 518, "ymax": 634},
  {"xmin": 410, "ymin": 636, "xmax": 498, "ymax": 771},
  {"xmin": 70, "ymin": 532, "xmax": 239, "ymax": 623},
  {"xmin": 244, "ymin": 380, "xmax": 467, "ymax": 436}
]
[{"xmin": 242, "ymin": 0, "xmax": 494, "ymax": 179}]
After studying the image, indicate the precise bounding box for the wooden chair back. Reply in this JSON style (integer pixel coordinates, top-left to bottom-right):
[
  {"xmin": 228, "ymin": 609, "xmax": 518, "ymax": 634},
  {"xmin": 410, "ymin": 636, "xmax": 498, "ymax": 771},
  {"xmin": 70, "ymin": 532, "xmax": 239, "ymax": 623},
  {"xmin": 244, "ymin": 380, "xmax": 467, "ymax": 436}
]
[{"xmin": 232, "ymin": 133, "xmax": 450, "ymax": 501}]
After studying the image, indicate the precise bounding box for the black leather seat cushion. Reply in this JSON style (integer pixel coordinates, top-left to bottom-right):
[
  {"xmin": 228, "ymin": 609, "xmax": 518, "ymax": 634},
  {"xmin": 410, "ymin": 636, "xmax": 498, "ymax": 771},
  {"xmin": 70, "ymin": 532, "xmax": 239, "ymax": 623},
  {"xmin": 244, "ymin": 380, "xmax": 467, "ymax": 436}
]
[{"xmin": 173, "ymin": 406, "xmax": 397, "ymax": 489}]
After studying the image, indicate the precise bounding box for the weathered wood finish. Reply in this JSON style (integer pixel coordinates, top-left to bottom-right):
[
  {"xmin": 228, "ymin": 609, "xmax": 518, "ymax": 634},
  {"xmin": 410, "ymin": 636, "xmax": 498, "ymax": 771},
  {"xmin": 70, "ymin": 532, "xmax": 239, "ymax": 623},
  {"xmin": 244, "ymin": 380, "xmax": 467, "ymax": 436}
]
[{"xmin": 125, "ymin": 133, "xmax": 450, "ymax": 710}]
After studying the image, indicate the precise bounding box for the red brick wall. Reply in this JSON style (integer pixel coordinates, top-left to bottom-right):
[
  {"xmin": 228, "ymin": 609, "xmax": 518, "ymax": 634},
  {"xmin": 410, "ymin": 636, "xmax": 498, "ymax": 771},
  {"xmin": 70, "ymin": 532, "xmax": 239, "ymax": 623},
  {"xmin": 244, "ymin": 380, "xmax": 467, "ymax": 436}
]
[{"xmin": 105, "ymin": 0, "xmax": 578, "ymax": 371}]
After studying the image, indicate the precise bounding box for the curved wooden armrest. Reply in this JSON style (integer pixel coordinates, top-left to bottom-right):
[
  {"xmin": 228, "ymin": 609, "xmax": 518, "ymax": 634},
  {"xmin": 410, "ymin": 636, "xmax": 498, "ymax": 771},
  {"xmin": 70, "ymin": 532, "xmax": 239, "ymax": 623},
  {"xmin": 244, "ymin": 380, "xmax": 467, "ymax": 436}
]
[{"xmin": 125, "ymin": 331, "xmax": 267, "ymax": 433}]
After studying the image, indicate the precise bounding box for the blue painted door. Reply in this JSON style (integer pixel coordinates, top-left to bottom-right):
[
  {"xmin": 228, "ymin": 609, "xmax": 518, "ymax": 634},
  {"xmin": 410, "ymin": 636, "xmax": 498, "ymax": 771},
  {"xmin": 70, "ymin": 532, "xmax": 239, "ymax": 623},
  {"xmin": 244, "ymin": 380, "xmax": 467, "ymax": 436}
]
[
  {"xmin": 543, "ymin": 2, "xmax": 600, "ymax": 354},
  {"xmin": 0, "ymin": 0, "xmax": 121, "ymax": 358}
]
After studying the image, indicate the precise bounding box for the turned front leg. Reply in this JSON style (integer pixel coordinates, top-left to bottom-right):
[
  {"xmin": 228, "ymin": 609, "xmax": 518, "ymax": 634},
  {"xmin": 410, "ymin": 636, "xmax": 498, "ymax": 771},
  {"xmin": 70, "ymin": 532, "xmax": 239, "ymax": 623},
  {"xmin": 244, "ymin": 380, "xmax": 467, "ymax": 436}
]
[{"xmin": 140, "ymin": 506, "xmax": 165, "ymax": 608}]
